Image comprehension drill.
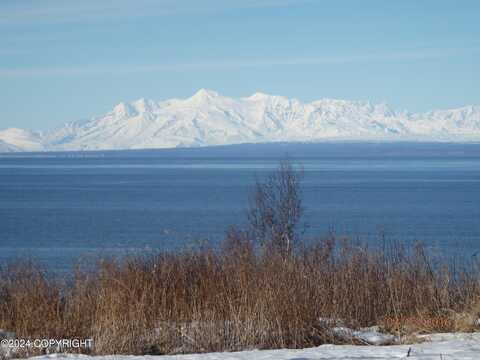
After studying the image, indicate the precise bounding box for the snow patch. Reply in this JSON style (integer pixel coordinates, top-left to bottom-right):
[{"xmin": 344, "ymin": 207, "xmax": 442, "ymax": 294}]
[{"xmin": 17, "ymin": 332, "xmax": 480, "ymax": 360}]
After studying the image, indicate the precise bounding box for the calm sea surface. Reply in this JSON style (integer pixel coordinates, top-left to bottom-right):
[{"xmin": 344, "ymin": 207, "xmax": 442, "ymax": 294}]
[{"xmin": 1, "ymin": 143, "xmax": 479, "ymax": 271}]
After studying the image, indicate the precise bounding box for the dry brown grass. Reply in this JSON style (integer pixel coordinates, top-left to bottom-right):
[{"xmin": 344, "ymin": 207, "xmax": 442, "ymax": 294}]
[{"xmin": 0, "ymin": 236, "xmax": 479, "ymax": 356}]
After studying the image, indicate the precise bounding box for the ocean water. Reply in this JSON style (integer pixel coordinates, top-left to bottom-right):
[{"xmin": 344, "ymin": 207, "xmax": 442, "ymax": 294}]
[{"xmin": 1, "ymin": 143, "xmax": 479, "ymax": 271}]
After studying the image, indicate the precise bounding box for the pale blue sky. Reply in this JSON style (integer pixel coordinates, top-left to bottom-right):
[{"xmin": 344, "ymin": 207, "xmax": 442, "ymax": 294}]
[{"xmin": 0, "ymin": 0, "xmax": 479, "ymax": 130}]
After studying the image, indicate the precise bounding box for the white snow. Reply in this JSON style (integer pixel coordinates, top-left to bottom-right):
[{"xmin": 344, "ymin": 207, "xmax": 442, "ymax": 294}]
[
  {"xmin": 0, "ymin": 139, "xmax": 20, "ymax": 152},
  {"xmin": 2, "ymin": 90, "xmax": 480, "ymax": 152},
  {"xmin": 24, "ymin": 333, "xmax": 480, "ymax": 360},
  {"xmin": 330, "ymin": 327, "xmax": 398, "ymax": 345},
  {"xmin": 0, "ymin": 128, "xmax": 44, "ymax": 152}
]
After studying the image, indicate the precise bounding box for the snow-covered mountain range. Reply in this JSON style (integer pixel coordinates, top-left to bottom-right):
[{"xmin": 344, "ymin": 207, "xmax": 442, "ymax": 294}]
[{"xmin": 1, "ymin": 89, "xmax": 479, "ymax": 152}]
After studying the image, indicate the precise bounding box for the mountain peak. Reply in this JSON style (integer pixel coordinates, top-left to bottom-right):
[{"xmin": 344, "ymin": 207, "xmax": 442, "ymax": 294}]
[
  {"xmin": 190, "ymin": 89, "xmax": 220, "ymax": 101},
  {"xmin": 132, "ymin": 98, "xmax": 157, "ymax": 113},
  {"xmin": 247, "ymin": 92, "xmax": 270, "ymax": 101},
  {"xmin": 113, "ymin": 102, "xmax": 136, "ymax": 117}
]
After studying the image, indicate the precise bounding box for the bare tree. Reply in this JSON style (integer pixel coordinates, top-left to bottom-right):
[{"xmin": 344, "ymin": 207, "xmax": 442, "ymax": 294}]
[{"xmin": 247, "ymin": 160, "xmax": 304, "ymax": 258}]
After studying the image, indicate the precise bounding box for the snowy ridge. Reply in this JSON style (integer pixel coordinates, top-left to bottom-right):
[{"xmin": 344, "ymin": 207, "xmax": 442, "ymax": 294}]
[
  {"xmin": 1, "ymin": 90, "xmax": 480, "ymax": 152},
  {"xmin": 0, "ymin": 128, "xmax": 44, "ymax": 152}
]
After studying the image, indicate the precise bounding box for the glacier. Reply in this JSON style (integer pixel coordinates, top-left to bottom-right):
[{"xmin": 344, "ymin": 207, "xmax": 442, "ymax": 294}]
[{"xmin": 1, "ymin": 89, "xmax": 479, "ymax": 152}]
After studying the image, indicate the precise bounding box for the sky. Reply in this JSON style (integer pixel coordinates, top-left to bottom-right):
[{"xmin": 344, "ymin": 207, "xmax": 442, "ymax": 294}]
[{"xmin": 0, "ymin": 0, "xmax": 479, "ymax": 130}]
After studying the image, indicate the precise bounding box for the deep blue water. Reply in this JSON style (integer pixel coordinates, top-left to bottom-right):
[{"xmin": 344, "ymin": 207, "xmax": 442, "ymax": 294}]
[{"xmin": 1, "ymin": 143, "xmax": 480, "ymax": 271}]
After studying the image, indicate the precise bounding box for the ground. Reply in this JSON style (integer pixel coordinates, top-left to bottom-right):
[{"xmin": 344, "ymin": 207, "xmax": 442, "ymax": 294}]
[{"xmin": 27, "ymin": 333, "xmax": 480, "ymax": 360}]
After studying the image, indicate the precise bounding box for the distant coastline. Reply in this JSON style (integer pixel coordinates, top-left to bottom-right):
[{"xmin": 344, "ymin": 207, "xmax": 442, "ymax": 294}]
[{"xmin": 2, "ymin": 141, "xmax": 480, "ymax": 158}]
